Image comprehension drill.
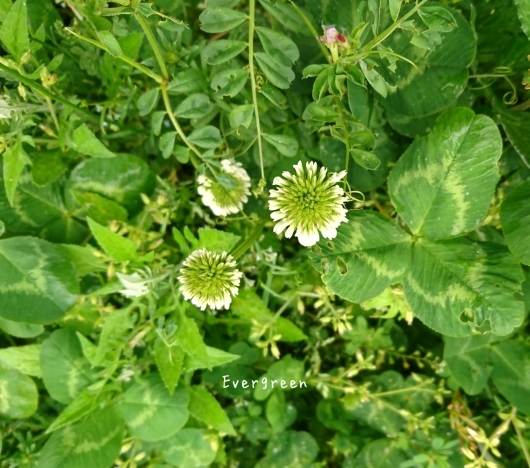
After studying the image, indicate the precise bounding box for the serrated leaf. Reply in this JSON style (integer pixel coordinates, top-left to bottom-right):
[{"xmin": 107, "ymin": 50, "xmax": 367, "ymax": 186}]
[
  {"xmin": 255, "ymin": 52, "xmax": 295, "ymax": 89},
  {"xmin": 87, "ymin": 217, "xmax": 150, "ymax": 263},
  {"xmin": 72, "ymin": 124, "xmax": 116, "ymax": 158},
  {"xmin": 117, "ymin": 375, "xmax": 189, "ymax": 441},
  {"xmin": 0, "ymin": 0, "xmax": 29, "ymax": 61},
  {"xmin": 500, "ymin": 181, "xmax": 530, "ymax": 266},
  {"xmin": 262, "ymin": 133, "xmax": 299, "ymax": 157},
  {"xmin": 404, "ymin": 238, "xmax": 525, "ymax": 337},
  {"xmin": 185, "ymin": 345, "xmax": 240, "ymax": 372},
  {"xmin": 388, "ymin": 108, "xmax": 502, "ymax": 238},
  {"xmin": 177, "ymin": 309, "xmax": 210, "ymax": 369},
  {"xmin": 175, "ymin": 93, "xmax": 212, "ymax": 119},
  {"xmin": 161, "ymin": 429, "xmax": 218, "ymax": 467},
  {"xmin": 202, "ymin": 40, "xmax": 247, "ymax": 65},
  {"xmin": 199, "ymin": 7, "xmax": 247, "ymax": 33},
  {"xmin": 211, "ymin": 69, "xmax": 248, "ymax": 98},
  {"xmin": 46, "ymin": 388, "xmax": 100, "ymax": 434},
  {"xmin": 38, "ymin": 407, "xmax": 124, "ymax": 468},
  {"xmin": 3, "ymin": 139, "xmax": 32, "ymax": 206},
  {"xmin": 490, "ymin": 341, "xmax": 530, "ymax": 415},
  {"xmin": 0, "ymin": 368, "xmax": 38, "ymax": 419},
  {"xmin": 195, "ymin": 227, "xmax": 241, "ymax": 253},
  {"xmin": 188, "ymin": 385, "xmax": 236, "ymax": 435},
  {"xmin": 0, "ymin": 236, "xmax": 79, "ymax": 324},
  {"xmin": 256, "ymin": 27, "xmax": 299, "ymax": 67},
  {"xmin": 40, "ymin": 329, "xmax": 94, "ymax": 404},
  {"xmin": 309, "ymin": 211, "xmax": 411, "ymax": 303},
  {"xmin": 93, "ymin": 309, "xmax": 131, "ymax": 367},
  {"xmin": 154, "ymin": 335, "xmax": 184, "ymax": 395}
]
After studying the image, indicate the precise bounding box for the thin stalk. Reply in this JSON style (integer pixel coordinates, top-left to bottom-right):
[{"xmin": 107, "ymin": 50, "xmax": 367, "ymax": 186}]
[
  {"xmin": 362, "ymin": 0, "xmax": 429, "ymax": 52},
  {"xmin": 511, "ymin": 410, "xmax": 530, "ymax": 467},
  {"xmin": 288, "ymin": 0, "xmax": 330, "ymax": 60},
  {"xmin": 334, "ymin": 95, "xmax": 351, "ymax": 176},
  {"xmin": 248, "ymin": 0, "xmax": 265, "ymax": 182},
  {"xmin": 0, "ymin": 62, "xmax": 98, "ymax": 120},
  {"xmin": 134, "ymin": 13, "xmax": 169, "ymax": 80},
  {"xmin": 231, "ymin": 221, "xmax": 265, "ymax": 260}
]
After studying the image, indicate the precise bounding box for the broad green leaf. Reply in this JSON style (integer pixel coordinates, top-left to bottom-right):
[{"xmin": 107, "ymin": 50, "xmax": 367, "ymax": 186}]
[
  {"xmin": 199, "ymin": 7, "xmax": 247, "ymax": 33},
  {"xmin": 255, "ymin": 52, "xmax": 295, "ymax": 89},
  {"xmin": 262, "ymin": 133, "xmax": 299, "ymax": 157},
  {"xmin": 389, "ymin": 0, "xmax": 402, "ymax": 21},
  {"xmin": 168, "ymin": 69, "xmax": 207, "ymax": 94},
  {"xmin": 96, "ymin": 30, "xmax": 123, "ymax": 56},
  {"xmin": 350, "ymin": 148, "xmax": 380, "ymax": 170},
  {"xmin": 69, "ymin": 154, "xmax": 156, "ymax": 215},
  {"xmin": 185, "ymin": 345, "xmax": 240, "ymax": 372},
  {"xmin": 495, "ymin": 102, "xmax": 530, "ymax": 168},
  {"xmin": 202, "ymin": 40, "xmax": 247, "ymax": 65},
  {"xmin": 176, "ymin": 309, "xmax": 210, "ymax": 369},
  {"xmin": 444, "ymin": 335, "xmax": 498, "ymax": 395},
  {"xmin": 388, "ymin": 108, "xmax": 502, "ymax": 238},
  {"xmin": 360, "ymin": 60, "xmax": 393, "ymax": 98},
  {"xmin": 38, "ymin": 407, "xmax": 124, "ymax": 468},
  {"xmin": 255, "ymin": 431, "xmax": 319, "ymax": 467},
  {"xmin": 162, "ymin": 428, "xmax": 218, "ymax": 467},
  {"xmin": 188, "ymin": 126, "xmax": 223, "ymax": 149},
  {"xmin": 0, "ymin": 317, "xmax": 43, "ymax": 338},
  {"xmin": 159, "ymin": 132, "xmax": 176, "ymax": 159},
  {"xmin": 72, "ymin": 124, "xmax": 116, "ymax": 158},
  {"xmin": 73, "ymin": 191, "xmax": 128, "ymax": 224},
  {"xmin": 308, "ymin": 211, "xmax": 411, "ymax": 303},
  {"xmin": 137, "ymin": 88, "xmax": 159, "ymax": 117},
  {"xmin": 258, "ymin": 0, "xmax": 306, "ymax": 34},
  {"xmin": 195, "ymin": 227, "xmax": 241, "ymax": 253},
  {"xmin": 117, "ymin": 375, "xmax": 189, "ymax": 441},
  {"xmin": 302, "ymin": 103, "xmax": 339, "ymax": 122},
  {"xmin": 229, "ymin": 104, "xmax": 253, "ymax": 130},
  {"xmin": 256, "ymin": 27, "xmax": 299, "ymax": 67},
  {"xmin": 175, "ymin": 93, "xmax": 212, "ymax": 119},
  {"xmin": 30, "ymin": 149, "xmax": 67, "ymax": 186},
  {"xmin": 0, "ymin": 368, "xmax": 38, "ymax": 419},
  {"xmin": 514, "ymin": 0, "xmax": 530, "ymax": 39},
  {"xmin": 211, "ymin": 69, "xmax": 248, "ymax": 98},
  {"xmin": 188, "ymin": 385, "xmax": 236, "ymax": 435},
  {"xmin": 87, "ymin": 217, "xmax": 150, "ymax": 263},
  {"xmin": 377, "ymin": 5, "xmax": 475, "ymax": 117},
  {"xmin": 418, "ymin": 6, "xmax": 457, "ymax": 32},
  {"xmin": 154, "ymin": 334, "xmax": 185, "ymax": 395},
  {"xmin": 500, "ymin": 181, "xmax": 530, "ymax": 266},
  {"xmin": 40, "ymin": 329, "xmax": 94, "ymax": 404},
  {"xmin": 490, "ymin": 341, "xmax": 530, "ymax": 415},
  {"xmin": 93, "ymin": 309, "xmax": 131, "ymax": 366},
  {"xmin": 0, "ymin": 236, "xmax": 79, "ymax": 324},
  {"xmin": 232, "ymin": 290, "xmax": 307, "ymax": 342},
  {"xmin": 58, "ymin": 244, "xmax": 106, "ymax": 277},
  {"xmin": 3, "ymin": 139, "xmax": 32, "ymax": 206},
  {"xmin": 0, "ymin": 344, "xmax": 41, "ymax": 377},
  {"xmin": 0, "ymin": 0, "xmax": 29, "ymax": 61},
  {"xmin": 260, "ymin": 83, "xmax": 287, "ymax": 108},
  {"xmin": 266, "ymin": 389, "xmax": 297, "ymax": 432},
  {"xmin": 404, "ymin": 238, "xmax": 525, "ymax": 337},
  {"xmin": 353, "ymin": 439, "xmax": 407, "ymax": 468}
]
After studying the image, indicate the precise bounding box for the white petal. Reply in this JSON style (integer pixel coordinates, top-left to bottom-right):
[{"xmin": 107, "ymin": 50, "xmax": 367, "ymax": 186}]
[{"xmin": 296, "ymin": 228, "xmax": 320, "ymax": 247}]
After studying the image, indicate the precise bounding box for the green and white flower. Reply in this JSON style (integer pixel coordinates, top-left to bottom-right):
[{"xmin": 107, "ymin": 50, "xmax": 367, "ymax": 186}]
[
  {"xmin": 198, "ymin": 159, "xmax": 251, "ymax": 216},
  {"xmin": 116, "ymin": 271, "xmax": 151, "ymax": 297},
  {"xmin": 269, "ymin": 161, "xmax": 348, "ymax": 247},
  {"xmin": 178, "ymin": 248, "xmax": 243, "ymax": 310}
]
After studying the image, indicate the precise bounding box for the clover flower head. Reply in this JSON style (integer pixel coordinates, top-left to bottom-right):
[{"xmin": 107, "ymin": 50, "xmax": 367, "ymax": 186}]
[
  {"xmin": 197, "ymin": 159, "xmax": 251, "ymax": 217},
  {"xmin": 269, "ymin": 161, "xmax": 348, "ymax": 247},
  {"xmin": 116, "ymin": 271, "xmax": 151, "ymax": 297},
  {"xmin": 178, "ymin": 248, "xmax": 243, "ymax": 311}
]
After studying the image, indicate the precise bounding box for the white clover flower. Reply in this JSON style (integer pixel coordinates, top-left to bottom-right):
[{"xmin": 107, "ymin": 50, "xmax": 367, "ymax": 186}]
[
  {"xmin": 178, "ymin": 248, "xmax": 243, "ymax": 311},
  {"xmin": 269, "ymin": 161, "xmax": 348, "ymax": 247},
  {"xmin": 197, "ymin": 159, "xmax": 251, "ymax": 216},
  {"xmin": 116, "ymin": 272, "xmax": 150, "ymax": 297}
]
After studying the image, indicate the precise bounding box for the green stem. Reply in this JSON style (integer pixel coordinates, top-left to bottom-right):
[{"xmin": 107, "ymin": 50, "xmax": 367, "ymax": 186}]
[
  {"xmin": 511, "ymin": 409, "xmax": 530, "ymax": 467},
  {"xmin": 0, "ymin": 62, "xmax": 98, "ymax": 120},
  {"xmin": 231, "ymin": 221, "xmax": 265, "ymax": 260},
  {"xmin": 134, "ymin": 12, "xmax": 169, "ymax": 80},
  {"xmin": 288, "ymin": 0, "xmax": 330, "ymax": 60},
  {"xmin": 362, "ymin": 0, "xmax": 429, "ymax": 52},
  {"xmin": 248, "ymin": 0, "xmax": 265, "ymax": 182},
  {"xmin": 334, "ymin": 95, "xmax": 350, "ymax": 176}
]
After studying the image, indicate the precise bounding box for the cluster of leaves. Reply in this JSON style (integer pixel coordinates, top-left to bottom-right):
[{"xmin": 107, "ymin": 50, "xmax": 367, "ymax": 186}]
[{"xmin": 0, "ymin": 0, "xmax": 530, "ymax": 466}]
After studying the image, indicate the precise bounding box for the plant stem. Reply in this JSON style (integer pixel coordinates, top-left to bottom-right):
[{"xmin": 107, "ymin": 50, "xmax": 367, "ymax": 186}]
[
  {"xmin": 134, "ymin": 13, "xmax": 169, "ymax": 80},
  {"xmin": 334, "ymin": 95, "xmax": 351, "ymax": 176},
  {"xmin": 231, "ymin": 221, "xmax": 265, "ymax": 260},
  {"xmin": 0, "ymin": 62, "xmax": 98, "ymax": 120},
  {"xmin": 288, "ymin": 0, "xmax": 330, "ymax": 60},
  {"xmin": 511, "ymin": 409, "xmax": 530, "ymax": 467},
  {"xmin": 361, "ymin": 0, "xmax": 429, "ymax": 52},
  {"xmin": 248, "ymin": 0, "xmax": 265, "ymax": 182}
]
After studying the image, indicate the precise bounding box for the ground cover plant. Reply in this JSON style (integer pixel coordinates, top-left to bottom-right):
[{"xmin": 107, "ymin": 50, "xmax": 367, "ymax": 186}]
[{"xmin": 0, "ymin": 0, "xmax": 530, "ymax": 466}]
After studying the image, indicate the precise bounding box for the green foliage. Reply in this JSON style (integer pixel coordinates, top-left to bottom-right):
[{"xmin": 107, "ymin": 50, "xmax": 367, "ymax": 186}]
[{"xmin": 1, "ymin": 0, "xmax": 530, "ymax": 466}]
